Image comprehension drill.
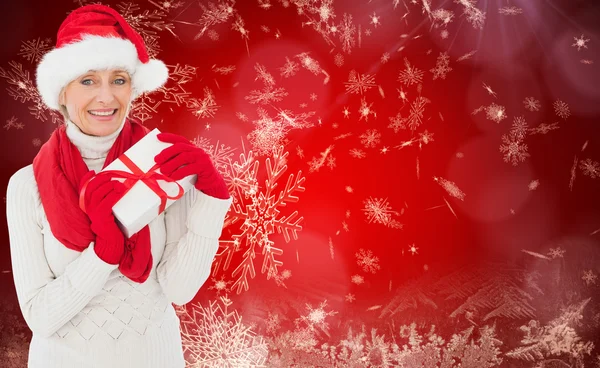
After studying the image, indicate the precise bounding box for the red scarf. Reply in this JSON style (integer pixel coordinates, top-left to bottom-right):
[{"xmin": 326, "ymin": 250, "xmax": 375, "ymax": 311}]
[{"xmin": 33, "ymin": 119, "xmax": 153, "ymax": 283}]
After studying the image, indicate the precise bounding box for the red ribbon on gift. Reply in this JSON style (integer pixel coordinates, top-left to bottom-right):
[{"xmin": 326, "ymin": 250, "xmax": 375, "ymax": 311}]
[{"xmin": 79, "ymin": 153, "xmax": 185, "ymax": 215}]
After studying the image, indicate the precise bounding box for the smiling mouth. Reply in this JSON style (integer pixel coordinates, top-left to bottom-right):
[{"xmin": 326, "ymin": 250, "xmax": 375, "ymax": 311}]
[{"xmin": 88, "ymin": 109, "xmax": 117, "ymax": 116}]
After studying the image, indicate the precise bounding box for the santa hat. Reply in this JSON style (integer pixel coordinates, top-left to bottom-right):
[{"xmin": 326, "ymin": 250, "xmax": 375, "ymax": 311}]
[{"xmin": 36, "ymin": 4, "xmax": 169, "ymax": 111}]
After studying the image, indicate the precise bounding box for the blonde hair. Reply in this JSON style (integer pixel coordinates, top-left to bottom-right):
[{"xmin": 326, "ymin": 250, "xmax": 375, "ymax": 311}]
[{"xmin": 58, "ymin": 87, "xmax": 70, "ymax": 123}]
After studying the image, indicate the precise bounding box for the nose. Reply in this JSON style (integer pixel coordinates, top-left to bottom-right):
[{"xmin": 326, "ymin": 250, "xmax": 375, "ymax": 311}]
[{"xmin": 96, "ymin": 81, "xmax": 116, "ymax": 105}]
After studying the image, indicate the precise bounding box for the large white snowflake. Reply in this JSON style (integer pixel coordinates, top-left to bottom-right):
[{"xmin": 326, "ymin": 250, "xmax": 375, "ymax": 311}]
[
  {"xmin": 248, "ymin": 108, "xmax": 315, "ymax": 156},
  {"xmin": 500, "ymin": 132, "xmax": 530, "ymax": 166},
  {"xmin": 191, "ymin": 136, "xmax": 236, "ymax": 177},
  {"xmin": 579, "ymin": 158, "xmax": 600, "ymax": 179},
  {"xmin": 398, "ymin": 58, "xmax": 424, "ymax": 86},
  {"xmin": 403, "ymin": 86, "xmax": 431, "ymax": 131},
  {"xmin": 553, "ymin": 99, "xmax": 570, "ymax": 120},
  {"xmin": 117, "ymin": 2, "xmax": 175, "ymax": 58},
  {"xmin": 455, "ymin": 0, "xmax": 486, "ymax": 29},
  {"xmin": 279, "ymin": 57, "xmax": 299, "ymax": 78},
  {"xmin": 344, "ymin": 70, "xmax": 376, "ymax": 95},
  {"xmin": 213, "ymin": 146, "xmax": 305, "ymax": 294},
  {"xmin": 131, "ymin": 63, "xmax": 203, "ymax": 123},
  {"xmin": 295, "ymin": 300, "xmax": 338, "ymax": 336},
  {"xmin": 176, "ymin": 296, "xmax": 268, "ymax": 366},
  {"xmin": 337, "ymin": 13, "xmax": 357, "ymax": 54},
  {"xmin": 0, "ymin": 61, "xmax": 61, "ymax": 124},
  {"xmin": 523, "ymin": 97, "xmax": 541, "ymax": 112},
  {"xmin": 358, "ymin": 98, "xmax": 377, "ymax": 121},
  {"xmin": 362, "ymin": 197, "xmax": 403, "ymax": 229},
  {"xmin": 359, "ymin": 129, "xmax": 381, "ymax": 148},
  {"xmin": 356, "ymin": 248, "xmax": 381, "ymax": 274},
  {"xmin": 485, "ymin": 103, "xmax": 507, "ymax": 123},
  {"xmin": 18, "ymin": 37, "xmax": 52, "ymax": 63},
  {"xmin": 192, "ymin": 0, "xmax": 238, "ymax": 40},
  {"xmin": 430, "ymin": 52, "xmax": 452, "ymax": 80},
  {"xmin": 189, "ymin": 86, "xmax": 220, "ymax": 119},
  {"xmin": 572, "ymin": 34, "xmax": 590, "ymax": 51}
]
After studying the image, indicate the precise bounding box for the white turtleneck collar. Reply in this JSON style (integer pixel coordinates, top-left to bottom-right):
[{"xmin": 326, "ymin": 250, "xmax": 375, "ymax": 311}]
[{"xmin": 65, "ymin": 119, "xmax": 126, "ymax": 160}]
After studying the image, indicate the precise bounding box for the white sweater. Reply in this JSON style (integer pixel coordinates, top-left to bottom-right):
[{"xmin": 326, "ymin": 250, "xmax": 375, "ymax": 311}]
[{"xmin": 6, "ymin": 120, "xmax": 232, "ymax": 368}]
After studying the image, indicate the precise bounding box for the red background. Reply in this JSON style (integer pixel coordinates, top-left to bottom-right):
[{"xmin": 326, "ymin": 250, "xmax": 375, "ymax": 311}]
[{"xmin": 1, "ymin": 0, "xmax": 600, "ymax": 367}]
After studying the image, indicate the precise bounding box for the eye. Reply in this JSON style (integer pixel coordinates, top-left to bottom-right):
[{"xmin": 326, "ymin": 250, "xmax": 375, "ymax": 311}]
[
  {"xmin": 114, "ymin": 78, "xmax": 127, "ymax": 85},
  {"xmin": 80, "ymin": 78, "xmax": 93, "ymax": 86}
]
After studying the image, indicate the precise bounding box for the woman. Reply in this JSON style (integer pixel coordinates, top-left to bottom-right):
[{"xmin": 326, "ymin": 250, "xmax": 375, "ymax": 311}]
[{"xmin": 6, "ymin": 4, "xmax": 232, "ymax": 367}]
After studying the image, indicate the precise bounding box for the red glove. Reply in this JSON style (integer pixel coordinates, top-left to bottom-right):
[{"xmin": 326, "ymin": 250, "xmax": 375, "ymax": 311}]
[
  {"xmin": 155, "ymin": 132, "xmax": 230, "ymax": 200},
  {"xmin": 79, "ymin": 171, "xmax": 127, "ymax": 265}
]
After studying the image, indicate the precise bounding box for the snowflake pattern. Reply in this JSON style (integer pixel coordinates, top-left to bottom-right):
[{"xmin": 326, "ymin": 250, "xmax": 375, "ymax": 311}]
[
  {"xmin": 117, "ymin": 2, "xmax": 175, "ymax": 58},
  {"xmin": 18, "ymin": 37, "xmax": 52, "ymax": 63},
  {"xmin": 434, "ymin": 176, "xmax": 465, "ymax": 201},
  {"xmin": 430, "ymin": 52, "xmax": 452, "ymax": 80},
  {"xmin": 572, "ymin": 34, "xmax": 590, "ymax": 51},
  {"xmin": 398, "ymin": 58, "xmax": 424, "ymax": 86},
  {"xmin": 337, "ymin": 13, "xmax": 357, "ymax": 54},
  {"xmin": 359, "ymin": 129, "xmax": 381, "ymax": 148},
  {"xmin": 524, "ymin": 97, "xmax": 541, "ymax": 112},
  {"xmin": 362, "ymin": 197, "xmax": 403, "ymax": 229},
  {"xmin": 500, "ymin": 131, "xmax": 530, "ymax": 166},
  {"xmin": 582, "ymin": 270, "xmax": 598, "ymax": 286},
  {"xmin": 176, "ymin": 296, "xmax": 268, "ymax": 366},
  {"xmin": 214, "ymin": 146, "xmax": 305, "ymax": 294},
  {"xmin": 0, "ymin": 61, "xmax": 61, "ymax": 124},
  {"xmin": 344, "ymin": 70, "xmax": 376, "ymax": 95},
  {"xmin": 485, "ymin": 103, "xmax": 507, "ymax": 123},
  {"xmin": 579, "ymin": 158, "xmax": 600, "ymax": 179},
  {"xmin": 499, "ymin": 6, "xmax": 523, "ymax": 15},
  {"xmin": 356, "ymin": 248, "xmax": 381, "ymax": 274},
  {"xmin": 553, "ymin": 99, "xmax": 570, "ymax": 120}
]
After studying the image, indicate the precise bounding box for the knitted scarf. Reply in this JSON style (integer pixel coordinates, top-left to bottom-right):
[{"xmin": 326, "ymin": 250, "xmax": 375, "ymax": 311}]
[{"xmin": 32, "ymin": 119, "xmax": 153, "ymax": 283}]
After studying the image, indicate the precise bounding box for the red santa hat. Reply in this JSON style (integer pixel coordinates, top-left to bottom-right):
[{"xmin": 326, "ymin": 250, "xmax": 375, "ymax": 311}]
[{"xmin": 36, "ymin": 4, "xmax": 169, "ymax": 111}]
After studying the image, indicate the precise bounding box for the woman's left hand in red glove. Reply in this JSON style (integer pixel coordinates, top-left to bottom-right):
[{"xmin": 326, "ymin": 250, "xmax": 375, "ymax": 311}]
[{"xmin": 155, "ymin": 132, "xmax": 230, "ymax": 200}]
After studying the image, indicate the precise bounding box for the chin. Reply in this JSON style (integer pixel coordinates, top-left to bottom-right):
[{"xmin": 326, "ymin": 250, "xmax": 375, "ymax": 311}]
[{"xmin": 84, "ymin": 115, "xmax": 125, "ymax": 136}]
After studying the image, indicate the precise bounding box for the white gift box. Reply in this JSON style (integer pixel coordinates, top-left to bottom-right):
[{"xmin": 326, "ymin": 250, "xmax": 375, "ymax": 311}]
[{"xmin": 100, "ymin": 128, "xmax": 197, "ymax": 238}]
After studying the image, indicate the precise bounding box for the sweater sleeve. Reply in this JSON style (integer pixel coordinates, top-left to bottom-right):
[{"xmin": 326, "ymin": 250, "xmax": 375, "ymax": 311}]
[
  {"xmin": 157, "ymin": 188, "xmax": 232, "ymax": 306},
  {"xmin": 6, "ymin": 166, "xmax": 118, "ymax": 338}
]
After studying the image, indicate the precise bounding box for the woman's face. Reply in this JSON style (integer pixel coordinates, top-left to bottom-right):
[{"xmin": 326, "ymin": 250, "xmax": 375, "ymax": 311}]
[{"xmin": 60, "ymin": 69, "xmax": 132, "ymax": 137}]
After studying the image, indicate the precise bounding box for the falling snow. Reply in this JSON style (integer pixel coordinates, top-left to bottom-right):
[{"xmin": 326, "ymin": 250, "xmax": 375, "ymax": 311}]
[
  {"xmin": 0, "ymin": 61, "xmax": 61, "ymax": 124},
  {"xmin": 18, "ymin": 37, "xmax": 52, "ymax": 63},
  {"xmin": 213, "ymin": 146, "xmax": 305, "ymax": 294},
  {"xmin": 362, "ymin": 197, "xmax": 403, "ymax": 229},
  {"xmin": 359, "ymin": 129, "xmax": 381, "ymax": 148},
  {"xmin": 430, "ymin": 52, "xmax": 452, "ymax": 80},
  {"xmin": 344, "ymin": 70, "xmax": 376, "ymax": 95},
  {"xmin": 572, "ymin": 34, "xmax": 590, "ymax": 51},
  {"xmin": 176, "ymin": 296, "xmax": 268, "ymax": 366},
  {"xmin": 485, "ymin": 103, "xmax": 507, "ymax": 123},
  {"xmin": 579, "ymin": 158, "xmax": 600, "ymax": 179},
  {"xmin": 434, "ymin": 176, "xmax": 465, "ymax": 201},
  {"xmin": 582, "ymin": 270, "xmax": 597, "ymax": 285},
  {"xmin": 398, "ymin": 58, "xmax": 424, "ymax": 86},
  {"xmin": 500, "ymin": 131, "xmax": 530, "ymax": 166},
  {"xmin": 356, "ymin": 248, "xmax": 381, "ymax": 274},
  {"xmin": 553, "ymin": 99, "xmax": 570, "ymax": 120},
  {"xmin": 279, "ymin": 57, "xmax": 299, "ymax": 78},
  {"xmin": 523, "ymin": 97, "xmax": 541, "ymax": 112},
  {"xmin": 499, "ymin": 6, "xmax": 523, "ymax": 16},
  {"xmin": 338, "ymin": 13, "xmax": 357, "ymax": 54}
]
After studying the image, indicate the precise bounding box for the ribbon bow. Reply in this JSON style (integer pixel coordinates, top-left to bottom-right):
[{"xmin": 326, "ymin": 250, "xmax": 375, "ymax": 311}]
[{"xmin": 79, "ymin": 153, "xmax": 185, "ymax": 216}]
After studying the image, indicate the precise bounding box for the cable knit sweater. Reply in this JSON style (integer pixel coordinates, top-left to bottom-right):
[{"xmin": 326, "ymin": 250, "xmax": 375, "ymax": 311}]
[{"xmin": 6, "ymin": 120, "xmax": 233, "ymax": 368}]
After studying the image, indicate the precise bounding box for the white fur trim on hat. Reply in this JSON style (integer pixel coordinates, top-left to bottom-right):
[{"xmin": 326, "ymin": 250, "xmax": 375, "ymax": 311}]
[{"xmin": 36, "ymin": 34, "xmax": 169, "ymax": 110}]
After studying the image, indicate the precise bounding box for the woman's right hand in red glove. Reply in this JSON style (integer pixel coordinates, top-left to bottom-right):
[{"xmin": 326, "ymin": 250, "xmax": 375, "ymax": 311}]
[{"xmin": 79, "ymin": 171, "xmax": 127, "ymax": 265}]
